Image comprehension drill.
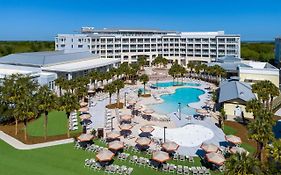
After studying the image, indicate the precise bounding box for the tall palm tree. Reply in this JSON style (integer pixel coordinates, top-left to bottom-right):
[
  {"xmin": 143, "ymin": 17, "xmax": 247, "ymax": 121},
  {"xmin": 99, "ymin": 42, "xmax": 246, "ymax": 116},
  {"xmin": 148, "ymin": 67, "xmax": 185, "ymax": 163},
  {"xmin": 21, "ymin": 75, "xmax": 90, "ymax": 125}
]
[
  {"xmin": 58, "ymin": 92, "xmax": 80, "ymax": 137},
  {"xmin": 246, "ymin": 99, "xmax": 262, "ymax": 119},
  {"xmin": 137, "ymin": 55, "xmax": 147, "ymax": 70},
  {"xmin": 248, "ymin": 114, "xmax": 275, "ymax": 161},
  {"xmin": 224, "ymin": 153, "xmax": 262, "ymax": 175},
  {"xmin": 36, "ymin": 85, "xmax": 58, "ymax": 140},
  {"xmin": 187, "ymin": 62, "xmax": 195, "ymax": 77},
  {"xmin": 104, "ymin": 83, "xmax": 116, "ymax": 105},
  {"xmin": 139, "ymin": 74, "xmax": 149, "ymax": 94},
  {"xmin": 113, "ymin": 80, "xmax": 124, "ymax": 107},
  {"xmin": 55, "ymin": 77, "xmax": 66, "ymax": 96}
]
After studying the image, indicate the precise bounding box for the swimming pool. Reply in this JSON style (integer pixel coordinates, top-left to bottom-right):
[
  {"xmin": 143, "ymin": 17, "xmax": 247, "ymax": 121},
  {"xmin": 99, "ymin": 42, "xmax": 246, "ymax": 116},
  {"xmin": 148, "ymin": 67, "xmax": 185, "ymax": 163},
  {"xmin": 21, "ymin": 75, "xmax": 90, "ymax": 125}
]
[
  {"xmin": 273, "ymin": 120, "xmax": 281, "ymax": 139},
  {"xmin": 150, "ymin": 87, "xmax": 205, "ymax": 115},
  {"xmin": 153, "ymin": 81, "xmax": 201, "ymax": 88}
]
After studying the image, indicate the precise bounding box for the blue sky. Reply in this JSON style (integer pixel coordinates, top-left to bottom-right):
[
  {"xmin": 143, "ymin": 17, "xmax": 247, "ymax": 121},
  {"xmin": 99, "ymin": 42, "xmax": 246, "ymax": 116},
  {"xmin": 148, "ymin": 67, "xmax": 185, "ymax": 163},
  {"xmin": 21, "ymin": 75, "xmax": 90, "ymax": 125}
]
[{"xmin": 0, "ymin": 0, "xmax": 280, "ymax": 41}]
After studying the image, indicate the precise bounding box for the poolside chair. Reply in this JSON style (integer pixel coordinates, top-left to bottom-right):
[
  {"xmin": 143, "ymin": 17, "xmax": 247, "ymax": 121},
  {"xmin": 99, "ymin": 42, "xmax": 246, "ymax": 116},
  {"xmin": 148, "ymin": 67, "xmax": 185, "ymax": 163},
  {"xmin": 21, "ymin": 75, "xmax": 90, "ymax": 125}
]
[
  {"xmin": 169, "ymin": 164, "xmax": 176, "ymax": 173},
  {"xmin": 177, "ymin": 165, "xmax": 183, "ymax": 174},
  {"xmin": 126, "ymin": 167, "xmax": 133, "ymax": 175},
  {"xmin": 179, "ymin": 154, "xmax": 186, "ymax": 161},
  {"xmin": 189, "ymin": 156, "xmax": 194, "ymax": 163},
  {"xmin": 183, "ymin": 166, "xmax": 190, "ymax": 175}
]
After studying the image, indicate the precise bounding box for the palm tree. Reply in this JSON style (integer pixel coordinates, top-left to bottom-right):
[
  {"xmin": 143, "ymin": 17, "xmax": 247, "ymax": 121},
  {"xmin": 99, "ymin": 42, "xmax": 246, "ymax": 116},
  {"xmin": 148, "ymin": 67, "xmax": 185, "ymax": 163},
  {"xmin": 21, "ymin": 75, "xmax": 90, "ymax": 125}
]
[
  {"xmin": 104, "ymin": 83, "xmax": 116, "ymax": 105},
  {"xmin": 36, "ymin": 85, "xmax": 58, "ymax": 140},
  {"xmin": 219, "ymin": 108, "xmax": 226, "ymax": 129},
  {"xmin": 55, "ymin": 77, "xmax": 66, "ymax": 96},
  {"xmin": 246, "ymin": 99, "xmax": 262, "ymax": 119},
  {"xmin": 139, "ymin": 74, "xmax": 149, "ymax": 95},
  {"xmin": 58, "ymin": 92, "xmax": 80, "ymax": 137},
  {"xmin": 224, "ymin": 153, "xmax": 262, "ymax": 175},
  {"xmin": 137, "ymin": 55, "xmax": 147, "ymax": 70},
  {"xmin": 187, "ymin": 62, "xmax": 195, "ymax": 77},
  {"xmin": 266, "ymin": 139, "xmax": 281, "ymax": 163},
  {"xmin": 113, "ymin": 80, "xmax": 124, "ymax": 107},
  {"xmin": 89, "ymin": 71, "xmax": 98, "ymax": 89},
  {"xmin": 248, "ymin": 114, "xmax": 275, "ymax": 161}
]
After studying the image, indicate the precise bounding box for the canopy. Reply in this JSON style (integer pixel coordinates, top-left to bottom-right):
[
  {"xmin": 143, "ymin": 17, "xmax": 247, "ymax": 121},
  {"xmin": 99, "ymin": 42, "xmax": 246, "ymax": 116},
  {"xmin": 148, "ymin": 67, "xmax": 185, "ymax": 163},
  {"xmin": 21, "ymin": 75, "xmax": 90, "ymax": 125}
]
[
  {"xmin": 162, "ymin": 141, "xmax": 179, "ymax": 152},
  {"xmin": 200, "ymin": 143, "xmax": 219, "ymax": 153},
  {"xmin": 225, "ymin": 135, "xmax": 242, "ymax": 145},
  {"xmin": 119, "ymin": 124, "xmax": 133, "ymax": 130},
  {"xmin": 108, "ymin": 140, "xmax": 124, "ymax": 151},
  {"xmin": 152, "ymin": 151, "xmax": 170, "ymax": 163},
  {"xmin": 79, "ymin": 107, "xmax": 89, "ymax": 112},
  {"xmin": 120, "ymin": 114, "xmax": 133, "ymax": 121},
  {"xmin": 77, "ymin": 134, "xmax": 94, "ymax": 142},
  {"xmin": 140, "ymin": 125, "xmax": 155, "ymax": 133},
  {"xmin": 143, "ymin": 108, "xmax": 155, "ymax": 115},
  {"xmin": 96, "ymin": 149, "xmax": 115, "ymax": 162},
  {"xmin": 135, "ymin": 137, "xmax": 151, "ymax": 146},
  {"xmin": 106, "ymin": 131, "xmax": 121, "ymax": 139},
  {"xmin": 205, "ymin": 152, "xmax": 225, "ymax": 166},
  {"xmin": 79, "ymin": 114, "xmax": 91, "ymax": 120}
]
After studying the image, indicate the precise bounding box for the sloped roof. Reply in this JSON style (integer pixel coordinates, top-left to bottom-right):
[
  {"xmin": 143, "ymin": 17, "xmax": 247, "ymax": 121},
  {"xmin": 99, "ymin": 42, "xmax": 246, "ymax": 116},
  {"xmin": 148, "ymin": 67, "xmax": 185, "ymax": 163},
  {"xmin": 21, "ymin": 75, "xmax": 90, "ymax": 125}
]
[
  {"xmin": 0, "ymin": 51, "xmax": 98, "ymax": 67},
  {"xmin": 218, "ymin": 80, "xmax": 256, "ymax": 103}
]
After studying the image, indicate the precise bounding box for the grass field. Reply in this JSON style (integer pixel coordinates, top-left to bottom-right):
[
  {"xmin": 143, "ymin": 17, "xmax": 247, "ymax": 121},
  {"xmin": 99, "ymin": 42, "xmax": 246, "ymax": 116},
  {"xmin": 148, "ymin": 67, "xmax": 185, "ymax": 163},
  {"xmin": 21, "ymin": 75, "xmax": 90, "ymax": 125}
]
[
  {"xmin": 27, "ymin": 111, "xmax": 82, "ymax": 137},
  {"xmin": 0, "ymin": 139, "xmax": 222, "ymax": 175},
  {"xmin": 223, "ymin": 125, "xmax": 237, "ymax": 135}
]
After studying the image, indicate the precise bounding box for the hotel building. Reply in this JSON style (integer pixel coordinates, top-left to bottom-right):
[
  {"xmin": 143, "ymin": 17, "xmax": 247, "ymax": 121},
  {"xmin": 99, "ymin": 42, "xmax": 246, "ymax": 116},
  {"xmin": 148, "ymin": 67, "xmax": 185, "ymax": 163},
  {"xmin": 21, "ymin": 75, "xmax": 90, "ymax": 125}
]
[{"xmin": 55, "ymin": 27, "xmax": 240, "ymax": 65}]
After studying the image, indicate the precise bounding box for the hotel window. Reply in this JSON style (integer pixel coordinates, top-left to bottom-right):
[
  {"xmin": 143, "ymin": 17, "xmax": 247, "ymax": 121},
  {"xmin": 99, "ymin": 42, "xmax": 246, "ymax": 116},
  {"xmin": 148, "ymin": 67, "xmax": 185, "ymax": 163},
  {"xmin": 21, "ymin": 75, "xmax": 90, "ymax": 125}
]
[{"xmin": 78, "ymin": 45, "xmax": 83, "ymax": 48}]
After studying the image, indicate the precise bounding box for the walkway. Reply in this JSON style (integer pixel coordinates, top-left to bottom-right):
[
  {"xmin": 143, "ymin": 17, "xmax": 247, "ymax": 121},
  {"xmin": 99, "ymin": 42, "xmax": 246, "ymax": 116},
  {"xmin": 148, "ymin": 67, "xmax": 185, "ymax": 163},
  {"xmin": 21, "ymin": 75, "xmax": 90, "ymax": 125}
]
[{"xmin": 0, "ymin": 131, "xmax": 74, "ymax": 150}]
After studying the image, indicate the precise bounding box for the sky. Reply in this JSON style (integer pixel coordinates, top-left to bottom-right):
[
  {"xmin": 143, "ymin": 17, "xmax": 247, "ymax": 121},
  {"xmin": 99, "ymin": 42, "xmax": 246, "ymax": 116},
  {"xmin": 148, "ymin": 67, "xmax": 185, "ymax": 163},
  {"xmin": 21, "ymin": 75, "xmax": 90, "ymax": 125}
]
[{"xmin": 0, "ymin": 0, "xmax": 280, "ymax": 41}]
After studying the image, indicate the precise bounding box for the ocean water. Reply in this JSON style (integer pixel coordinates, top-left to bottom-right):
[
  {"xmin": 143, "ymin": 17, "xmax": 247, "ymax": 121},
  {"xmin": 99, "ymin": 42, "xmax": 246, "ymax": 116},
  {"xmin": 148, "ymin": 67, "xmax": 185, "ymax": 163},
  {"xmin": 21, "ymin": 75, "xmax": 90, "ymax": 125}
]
[
  {"xmin": 153, "ymin": 81, "xmax": 200, "ymax": 88},
  {"xmin": 150, "ymin": 87, "xmax": 204, "ymax": 115}
]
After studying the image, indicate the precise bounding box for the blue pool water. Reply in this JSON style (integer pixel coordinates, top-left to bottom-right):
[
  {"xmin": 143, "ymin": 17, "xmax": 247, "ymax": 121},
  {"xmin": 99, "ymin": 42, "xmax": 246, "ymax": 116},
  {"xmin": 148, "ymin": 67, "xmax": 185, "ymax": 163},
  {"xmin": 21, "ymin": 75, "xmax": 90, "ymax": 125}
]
[
  {"xmin": 154, "ymin": 81, "xmax": 201, "ymax": 88},
  {"xmin": 273, "ymin": 120, "xmax": 281, "ymax": 139},
  {"xmin": 150, "ymin": 88, "xmax": 205, "ymax": 115}
]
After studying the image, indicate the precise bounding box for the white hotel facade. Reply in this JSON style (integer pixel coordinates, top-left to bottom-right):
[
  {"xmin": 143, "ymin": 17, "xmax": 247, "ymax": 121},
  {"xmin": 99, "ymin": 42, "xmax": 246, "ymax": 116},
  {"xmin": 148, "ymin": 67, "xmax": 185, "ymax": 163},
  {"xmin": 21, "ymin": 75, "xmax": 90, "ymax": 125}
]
[{"xmin": 55, "ymin": 27, "xmax": 240, "ymax": 65}]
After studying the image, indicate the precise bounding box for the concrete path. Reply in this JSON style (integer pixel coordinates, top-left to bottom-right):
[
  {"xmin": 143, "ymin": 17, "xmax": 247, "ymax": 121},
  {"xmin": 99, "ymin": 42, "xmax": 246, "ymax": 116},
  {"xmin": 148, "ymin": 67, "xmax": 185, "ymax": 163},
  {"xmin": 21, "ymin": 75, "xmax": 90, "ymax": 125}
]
[{"xmin": 0, "ymin": 131, "xmax": 74, "ymax": 150}]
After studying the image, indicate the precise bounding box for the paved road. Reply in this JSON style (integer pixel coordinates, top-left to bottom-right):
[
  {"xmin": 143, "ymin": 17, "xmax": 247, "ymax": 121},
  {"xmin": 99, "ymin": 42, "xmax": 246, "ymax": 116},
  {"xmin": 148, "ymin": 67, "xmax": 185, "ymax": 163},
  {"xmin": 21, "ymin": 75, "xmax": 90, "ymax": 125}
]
[{"xmin": 0, "ymin": 131, "xmax": 73, "ymax": 150}]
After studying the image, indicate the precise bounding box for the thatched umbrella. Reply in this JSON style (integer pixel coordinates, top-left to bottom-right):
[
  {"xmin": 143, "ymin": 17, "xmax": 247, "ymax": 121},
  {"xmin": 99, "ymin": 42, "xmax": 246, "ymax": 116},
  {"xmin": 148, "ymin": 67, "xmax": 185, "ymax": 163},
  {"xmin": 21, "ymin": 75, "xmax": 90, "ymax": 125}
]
[
  {"xmin": 79, "ymin": 107, "xmax": 89, "ymax": 112},
  {"xmin": 96, "ymin": 149, "xmax": 115, "ymax": 162},
  {"xmin": 143, "ymin": 108, "xmax": 155, "ymax": 115},
  {"xmin": 79, "ymin": 114, "xmax": 91, "ymax": 120},
  {"xmin": 152, "ymin": 151, "xmax": 170, "ymax": 163},
  {"xmin": 229, "ymin": 147, "xmax": 249, "ymax": 155},
  {"xmin": 77, "ymin": 134, "xmax": 94, "ymax": 142},
  {"xmin": 162, "ymin": 141, "xmax": 179, "ymax": 152},
  {"xmin": 200, "ymin": 143, "xmax": 219, "ymax": 153},
  {"xmin": 135, "ymin": 137, "xmax": 151, "ymax": 146},
  {"xmin": 120, "ymin": 114, "xmax": 133, "ymax": 122},
  {"xmin": 140, "ymin": 125, "xmax": 155, "ymax": 133},
  {"xmin": 205, "ymin": 152, "xmax": 225, "ymax": 166},
  {"xmin": 119, "ymin": 124, "xmax": 133, "ymax": 131},
  {"xmin": 80, "ymin": 102, "xmax": 88, "ymax": 107},
  {"xmin": 225, "ymin": 135, "xmax": 242, "ymax": 145},
  {"xmin": 108, "ymin": 140, "xmax": 124, "ymax": 151},
  {"xmin": 106, "ymin": 131, "xmax": 121, "ymax": 139}
]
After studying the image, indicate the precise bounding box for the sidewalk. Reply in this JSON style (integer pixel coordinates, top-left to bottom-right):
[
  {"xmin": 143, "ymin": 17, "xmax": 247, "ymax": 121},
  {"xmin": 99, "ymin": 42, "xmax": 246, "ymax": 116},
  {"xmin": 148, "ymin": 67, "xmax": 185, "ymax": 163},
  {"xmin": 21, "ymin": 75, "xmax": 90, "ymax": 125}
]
[{"xmin": 0, "ymin": 131, "xmax": 74, "ymax": 150}]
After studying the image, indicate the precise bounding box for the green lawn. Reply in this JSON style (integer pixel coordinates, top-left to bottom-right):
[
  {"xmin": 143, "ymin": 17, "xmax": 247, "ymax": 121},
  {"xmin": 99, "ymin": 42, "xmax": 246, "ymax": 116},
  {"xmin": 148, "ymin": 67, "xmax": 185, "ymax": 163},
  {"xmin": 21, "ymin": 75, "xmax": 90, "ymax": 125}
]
[
  {"xmin": 0, "ymin": 139, "xmax": 222, "ymax": 175},
  {"xmin": 223, "ymin": 125, "xmax": 237, "ymax": 135},
  {"xmin": 27, "ymin": 111, "xmax": 82, "ymax": 137}
]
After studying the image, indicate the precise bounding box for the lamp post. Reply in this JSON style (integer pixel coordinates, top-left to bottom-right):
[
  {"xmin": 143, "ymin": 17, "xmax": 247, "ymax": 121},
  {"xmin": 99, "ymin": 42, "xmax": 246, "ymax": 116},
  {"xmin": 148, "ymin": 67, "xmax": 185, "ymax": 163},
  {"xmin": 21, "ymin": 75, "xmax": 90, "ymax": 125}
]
[
  {"xmin": 111, "ymin": 117, "xmax": 115, "ymax": 131},
  {"xmin": 178, "ymin": 102, "xmax": 181, "ymax": 120},
  {"xmin": 163, "ymin": 126, "xmax": 167, "ymax": 143}
]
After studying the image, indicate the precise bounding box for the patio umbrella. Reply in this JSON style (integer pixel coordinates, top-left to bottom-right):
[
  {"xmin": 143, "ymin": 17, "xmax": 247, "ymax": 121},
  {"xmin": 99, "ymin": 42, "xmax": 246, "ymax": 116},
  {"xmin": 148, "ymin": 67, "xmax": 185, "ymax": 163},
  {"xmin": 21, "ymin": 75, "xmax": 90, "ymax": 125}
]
[
  {"xmin": 196, "ymin": 109, "xmax": 208, "ymax": 115},
  {"xmin": 120, "ymin": 114, "xmax": 133, "ymax": 121},
  {"xmin": 108, "ymin": 140, "xmax": 124, "ymax": 151},
  {"xmin": 152, "ymin": 151, "xmax": 170, "ymax": 163},
  {"xmin": 119, "ymin": 124, "xmax": 133, "ymax": 131},
  {"xmin": 106, "ymin": 131, "xmax": 121, "ymax": 139},
  {"xmin": 79, "ymin": 114, "xmax": 91, "ymax": 120},
  {"xmin": 140, "ymin": 125, "xmax": 155, "ymax": 133},
  {"xmin": 200, "ymin": 143, "xmax": 219, "ymax": 153},
  {"xmin": 80, "ymin": 102, "xmax": 88, "ymax": 107},
  {"xmin": 77, "ymin": 134, "xmax": 94, "ymax": 142},
  {"xmin": 79, "ymin": 107, "xmax": 89, "ymax": 112},
  {"xmin": 128, "ymin": 100, "xmax": 137, "ymax": 105},
  {"xmin": 205, "ymin": 152, "xmax": 225, "ymax": 166},
  {"xmin": 88, "ymin": 90, "xmax": 95, "ymax": 94},
  {"xmin": 162, "ymin": 141, "xmax": 179, "ymax": 152},
  {"xmin": 225, "ymin": 135, "xmax": 242, "ymax": 145},
  {"xmin": 96, "ymin": 149, "xmax": 115, "ymax": 162},
  {"xmin": 229, "ymin": 147, "xmax": 249, "ymax": 155},
  {"xmin": 143, "ymin": 108, "xmax": 155, "ymax": 115},
  {"xmin": 135, "ymin": 137, "xmax": 151, "ymax": 146}
]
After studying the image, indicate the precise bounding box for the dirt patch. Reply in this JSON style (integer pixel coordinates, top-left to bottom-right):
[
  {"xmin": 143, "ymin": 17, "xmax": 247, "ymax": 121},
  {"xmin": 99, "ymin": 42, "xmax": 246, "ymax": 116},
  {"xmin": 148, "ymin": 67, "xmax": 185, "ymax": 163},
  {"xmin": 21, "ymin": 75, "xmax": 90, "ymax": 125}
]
[
  {"xmin": 106, "ymin": 102, "xmax": 124, "ymax": 109},
  {"xmin": 141, "ymin": 94, "xmax": 151, "ymax": 97},
  {"xmin": 0, "ymin": 122, "xmax": 80, "ymax": 144},
  {"xmin": 224, "ymin": 121, "xmax": 257, "ymax": 148}
]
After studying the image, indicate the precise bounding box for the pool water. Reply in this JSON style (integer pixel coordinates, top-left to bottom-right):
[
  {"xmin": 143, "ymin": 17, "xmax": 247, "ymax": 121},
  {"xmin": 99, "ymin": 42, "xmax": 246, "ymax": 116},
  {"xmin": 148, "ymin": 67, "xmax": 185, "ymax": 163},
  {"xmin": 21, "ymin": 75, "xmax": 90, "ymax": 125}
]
[
  {"xmin": 150, "ymin": 87, "xmax": 205, "ymax": 115},
  {"xmin": 273, "ymin": 120, "xmax": 281, "ymax": 139},
  {"xmin": 154, "ymin": 81, "xmax": 200, "ymax": 88}
]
